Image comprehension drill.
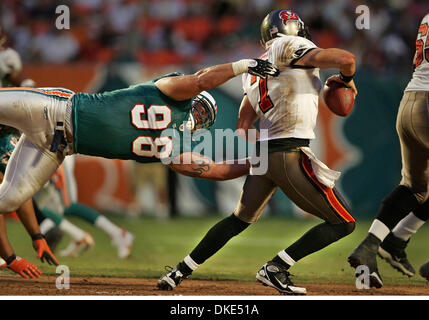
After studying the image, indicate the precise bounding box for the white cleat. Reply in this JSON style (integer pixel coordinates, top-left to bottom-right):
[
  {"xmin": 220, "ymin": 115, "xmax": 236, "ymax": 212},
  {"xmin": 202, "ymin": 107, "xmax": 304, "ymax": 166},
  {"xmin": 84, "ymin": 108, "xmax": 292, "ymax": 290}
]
[
  {"xmin": 60, "ymin": 233, "xmax": 95, "ymax": 257},
  {"xmin": 0, "ymin": 258, "xmax": 6, "ymax": 268},
  {"xmin": 112, "ymin": 229, "xmax": 134, "ymax": 259}
]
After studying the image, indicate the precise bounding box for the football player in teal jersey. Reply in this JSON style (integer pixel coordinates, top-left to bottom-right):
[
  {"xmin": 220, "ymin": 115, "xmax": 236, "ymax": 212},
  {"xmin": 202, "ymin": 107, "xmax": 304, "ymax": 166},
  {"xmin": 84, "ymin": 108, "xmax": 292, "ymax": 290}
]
[{"xmin": 0, "ymin": 58, "xmax": 278, "ymax": 245}]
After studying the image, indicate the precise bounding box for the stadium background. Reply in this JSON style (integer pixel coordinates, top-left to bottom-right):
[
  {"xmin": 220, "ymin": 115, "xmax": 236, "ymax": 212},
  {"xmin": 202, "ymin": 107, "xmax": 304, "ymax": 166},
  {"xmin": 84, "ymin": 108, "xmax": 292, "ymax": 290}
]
[
  {"xmin": 2, "ymin": 0, "xmax": 429, "ymax": 295},
  {"xmin": 2, "ymin": 0, "xmax": 425, "ymax": 218}
]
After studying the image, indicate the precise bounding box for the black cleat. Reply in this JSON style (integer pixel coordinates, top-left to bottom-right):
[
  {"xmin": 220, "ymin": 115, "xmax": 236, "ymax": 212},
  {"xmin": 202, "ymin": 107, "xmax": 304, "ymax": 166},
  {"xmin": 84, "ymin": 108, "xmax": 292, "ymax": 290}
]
[
  {"xmin": 348, "ymin": 236, "xmax": 383, "ymax": 288},
  {"xmin": 419, "ymin": 260, "xmax": 429, "ymax": 281},
  {"xmin": 378, "ymin": 233, "xmax": 415, "ymax": 277},
  {"xmin": 256, "ymin": 261, "xmax": 306, "ymax": 295},
  {"xmin": 157, "ymin": 265, "xmax": 190, "ymax": 291}
]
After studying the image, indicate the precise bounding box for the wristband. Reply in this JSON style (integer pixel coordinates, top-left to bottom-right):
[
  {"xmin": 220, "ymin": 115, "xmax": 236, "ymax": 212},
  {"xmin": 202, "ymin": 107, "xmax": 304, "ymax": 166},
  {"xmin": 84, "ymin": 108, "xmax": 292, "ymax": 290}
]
[
  {"xmin": 6, "ymin": 253, "xmax": 16, "ymax": 265},
  {"xmin": 232, "ymin": 59, "xmax": 253, "ymax": 76},
  {"xmin": 339, "ymin": 72, "xmax": 354, "ymax": 83},
  {"xmin": 31, "ymin": 233, "xmax": 45, "ymax": 241}
]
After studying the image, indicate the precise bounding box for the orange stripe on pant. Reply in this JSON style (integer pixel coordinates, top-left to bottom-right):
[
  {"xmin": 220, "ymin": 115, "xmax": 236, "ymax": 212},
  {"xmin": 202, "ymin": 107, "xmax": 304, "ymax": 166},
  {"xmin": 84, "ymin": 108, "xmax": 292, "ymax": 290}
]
[
  {"xmin": 0, "ymin": 87, "xmax": 72, "ymax": 98},
  {"xmin": 301, "ymin": 153, "xmax": 355, "ymax": 223}
]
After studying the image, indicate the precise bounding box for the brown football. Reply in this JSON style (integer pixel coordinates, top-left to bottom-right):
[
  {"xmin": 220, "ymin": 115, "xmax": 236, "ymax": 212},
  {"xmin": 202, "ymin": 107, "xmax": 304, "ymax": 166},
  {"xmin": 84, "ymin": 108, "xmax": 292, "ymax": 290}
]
[{"xmin": 322, "ymin": 81, "xmax": 355, "ymax": 117}]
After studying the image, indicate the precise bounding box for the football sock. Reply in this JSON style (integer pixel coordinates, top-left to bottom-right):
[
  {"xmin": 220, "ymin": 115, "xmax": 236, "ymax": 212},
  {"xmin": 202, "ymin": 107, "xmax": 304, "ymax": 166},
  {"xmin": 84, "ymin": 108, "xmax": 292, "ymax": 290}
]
[
  {"xmin": 94, "ymin": 215, "xmax": 123, "ymax": 239},
  {"xmin": 39, "ymin": 218, "xmax": 56, "ymax": 235},
  {"xmin": 368, "ymin": 219, "xmax": 390, "ymax": 242},
  {"xmin": 41, "ymin": 208, "xmax": 63, "ymax": 226},
  {"xmin": 374, "ymin": 185, "xmax": 419, "ymax": 232},
  {"xmin": 59, "ymin": 219, "xmax": 87, "ymax": 242},
  {"xmin": 392, "ymin": 212, "xmax": 425, "ymax": 241},
  {"xmin": 64, "ymin": 202, "xmax": 100, "ymax": 224},
  {"xmin": 277, "ymin": 221, "xmax": 354, "ymax": 265},
  {"xmin": 179, "ymin": 255, "xmax": 199, "ymax": 275},
  {"xmin": 188, "ymin": 213, "xmax": 250, "ymax": 265}
]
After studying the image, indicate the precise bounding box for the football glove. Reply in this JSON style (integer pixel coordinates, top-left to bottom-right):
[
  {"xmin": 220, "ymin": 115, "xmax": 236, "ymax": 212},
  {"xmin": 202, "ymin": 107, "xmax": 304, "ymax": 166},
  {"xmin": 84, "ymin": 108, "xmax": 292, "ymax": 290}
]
[
  {"xmin": 32, "ymin": 234, "xmax": 59, "ymax": 266},
  {"xmin": 248, "ymin": 59, "xmax": 280, "ymax": 78},
  {"xmin": 6, "ymin": 254, "xmax": 42, "ymax": 279}
]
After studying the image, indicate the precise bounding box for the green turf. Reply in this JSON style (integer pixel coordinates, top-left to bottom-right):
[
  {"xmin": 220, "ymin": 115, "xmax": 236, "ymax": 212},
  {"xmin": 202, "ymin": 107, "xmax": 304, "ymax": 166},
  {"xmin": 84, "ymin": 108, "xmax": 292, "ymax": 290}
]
[{"xmin": 3, "ymin": 215, "xmax": 429, "ymax": 287}]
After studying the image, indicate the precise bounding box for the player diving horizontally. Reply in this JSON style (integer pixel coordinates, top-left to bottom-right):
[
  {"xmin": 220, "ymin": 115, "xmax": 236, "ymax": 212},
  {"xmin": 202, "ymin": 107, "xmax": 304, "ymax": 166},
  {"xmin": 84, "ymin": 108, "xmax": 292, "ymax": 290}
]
[
  {"xmin": 0, "ymin": 57, "xmax": 279, "ymax": 252},
  {"xmin": 158, "ymin": 9, "xmax": 357, "ymax": 295},
  {"xmin": 348, "ymin": 13, "xmax": 429, "ymax": 287},
  {"xmin": 0, "ymin": 27, "xmax": 58, "ymax": 277}
]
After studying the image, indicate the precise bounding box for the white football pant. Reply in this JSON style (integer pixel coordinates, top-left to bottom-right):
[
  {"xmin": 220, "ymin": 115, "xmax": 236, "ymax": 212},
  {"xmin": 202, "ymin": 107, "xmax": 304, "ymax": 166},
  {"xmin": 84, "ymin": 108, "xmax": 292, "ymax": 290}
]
[{"xmin": 0, "ymin": 88, "xmax": 74, "ymax": 213}]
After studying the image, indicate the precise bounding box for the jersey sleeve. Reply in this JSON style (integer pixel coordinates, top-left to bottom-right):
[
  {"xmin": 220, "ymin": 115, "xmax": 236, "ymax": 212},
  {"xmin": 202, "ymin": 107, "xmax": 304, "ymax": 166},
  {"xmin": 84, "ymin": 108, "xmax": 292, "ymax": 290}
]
[
  {"xmin": 270, "ymin": 36, "xmax": 317, "ymax": 67},
  {"xmin": 0, "ymin": 48, "xmax": 22, "ymax": 78}
]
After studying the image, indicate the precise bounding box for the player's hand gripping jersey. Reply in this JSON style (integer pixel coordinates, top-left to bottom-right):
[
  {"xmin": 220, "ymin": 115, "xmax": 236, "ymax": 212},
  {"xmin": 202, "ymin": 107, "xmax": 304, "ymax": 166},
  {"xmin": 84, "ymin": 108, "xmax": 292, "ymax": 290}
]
[
  {"xmin": 72, "ymin": 73, "xmax": 191, "ymax": 162},
  {"xmin": 406, "ymin": 13, "xmax": 429, "ymax": 91},
  {"xmin": 242, "ymin": 36, "xmax": 321, "ymax": 140}
]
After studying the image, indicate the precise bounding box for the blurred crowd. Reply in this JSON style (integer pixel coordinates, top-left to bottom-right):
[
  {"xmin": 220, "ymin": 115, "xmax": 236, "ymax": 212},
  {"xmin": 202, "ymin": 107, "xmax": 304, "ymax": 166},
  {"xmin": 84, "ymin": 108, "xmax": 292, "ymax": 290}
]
[{"xmin": 0, "ymin": 0, "xmax": 428, "ymax": 75}]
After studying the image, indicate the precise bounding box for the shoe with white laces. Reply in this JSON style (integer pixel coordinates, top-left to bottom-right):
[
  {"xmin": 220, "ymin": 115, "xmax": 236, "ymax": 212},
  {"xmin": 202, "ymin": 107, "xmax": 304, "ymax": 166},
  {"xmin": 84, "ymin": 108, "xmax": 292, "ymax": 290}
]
[
  {"xmin": 112, "ymin": 229, "xmax": 134, "ymax": 259},
  {"xmin": 60, "ymin": 233, "xmax": 95, "ymax": 257},
  {"xmin": 158, "ymin": 265, "xmax": 191, "ymax": 291},
  {"xmin": 256, "ymin": 261, "xmax": 307, "ymax": 295}
]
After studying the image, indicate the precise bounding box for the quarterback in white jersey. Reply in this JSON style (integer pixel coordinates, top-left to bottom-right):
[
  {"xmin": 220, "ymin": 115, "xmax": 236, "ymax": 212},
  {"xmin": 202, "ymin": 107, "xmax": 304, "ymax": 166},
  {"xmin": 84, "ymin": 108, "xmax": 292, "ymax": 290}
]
[
  {"xmin": 349, "ymin": 13, "xmax": 429, "ymax": 287},
  {"xmin": 158, "ymin": 9, "xmax": 358, "ymax": 295},
  {"xmin": 242, "ymin": 35, "xmax": 320, "ymax": 140}
]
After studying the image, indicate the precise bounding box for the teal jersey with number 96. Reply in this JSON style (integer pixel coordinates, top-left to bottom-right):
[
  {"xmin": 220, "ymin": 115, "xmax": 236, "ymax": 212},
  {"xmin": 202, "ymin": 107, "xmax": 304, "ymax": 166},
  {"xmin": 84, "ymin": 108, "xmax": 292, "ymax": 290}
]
[{"xmin": 71, "ymin": 73, "xmax": 192, "ymax": 163}]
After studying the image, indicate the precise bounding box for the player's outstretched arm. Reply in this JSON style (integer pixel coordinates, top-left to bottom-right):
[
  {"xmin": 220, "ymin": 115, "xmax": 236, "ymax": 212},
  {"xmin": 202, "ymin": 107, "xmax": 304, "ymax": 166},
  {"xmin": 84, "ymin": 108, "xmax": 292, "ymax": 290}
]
[
  {"xmin": 295, "ymin": 48, "xmax": 357, "ymax": 96},
  {"xmin": 0, "ymin": 215, "xmax": 42, "ymax": 279},
  {"xmin": 155, "ymin": 59, "xmax": 279, "ymax": 101},
  {"xmin": 236, "ymin": 95, "xmax": 260, "ymax": 143},
  {"xmin": 15, "ymin": 198, "xmax": 59, "ymax": 266},
  {"xmin": 168, "ymin": 152, "xmax": 250, "ymax": 181}
]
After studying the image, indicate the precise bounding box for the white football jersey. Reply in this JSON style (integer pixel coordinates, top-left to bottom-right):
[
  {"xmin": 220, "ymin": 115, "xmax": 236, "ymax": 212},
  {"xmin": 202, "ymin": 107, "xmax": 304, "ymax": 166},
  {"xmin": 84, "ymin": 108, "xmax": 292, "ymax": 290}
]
[
  {"xmin": 406, "ymin": 13, "xmax": 429, "ymax": 92},
  {"xmin": 242, "ymin": 35, "xmax": 322, "ymax": 141},
  {"xmin": 0, "ymin": 48, "xmax": 22, "ymax": 85}
]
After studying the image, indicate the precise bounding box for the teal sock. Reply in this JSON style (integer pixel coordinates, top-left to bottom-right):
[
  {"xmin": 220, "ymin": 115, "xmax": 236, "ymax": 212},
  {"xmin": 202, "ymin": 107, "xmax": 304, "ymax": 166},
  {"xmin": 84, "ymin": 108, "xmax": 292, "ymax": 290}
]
[
  {"xmin": 41, "ymin": 209, "xmax": 63, "ymax": 226},
  {"xmin": 64, "ymin": 203, "xmax": 100, "ymax": 225}
]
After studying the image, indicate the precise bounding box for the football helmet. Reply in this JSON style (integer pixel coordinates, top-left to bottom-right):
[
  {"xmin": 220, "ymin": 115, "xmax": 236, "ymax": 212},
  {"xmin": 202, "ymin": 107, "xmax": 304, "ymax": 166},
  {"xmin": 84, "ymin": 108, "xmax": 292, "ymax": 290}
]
[
  {"xmin": 260, "ymin": 9, "xmax": 311, "ymax": 48},
  {"xmin": 188, "ymin": 91, "xmax": 217, "ymax": 131}
]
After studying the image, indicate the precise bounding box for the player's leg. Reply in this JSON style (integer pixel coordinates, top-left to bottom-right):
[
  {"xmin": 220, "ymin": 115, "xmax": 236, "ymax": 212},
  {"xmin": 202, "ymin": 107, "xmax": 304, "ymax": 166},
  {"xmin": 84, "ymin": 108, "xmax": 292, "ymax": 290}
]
[
  {"xmin": 38, "ymin": 208, "xmax": 95, "ymax": 257},
  {"xmin": 64, "ymin": 203, "xmax": 134, "ymax": 258},
  {"xmin": 349, "ymin": 91, "xmax": 429, "ymax": 287},
  {"xmin": 0, "ymin": 135, "xmax": 63, "ymax": 213},
  {"xmin": 378, "ymin": 200, "xmax": 429, "ymax": 277},
  {"xmin": 158, "ymin": 174, "xmax": 277, "ymax": 291},
  {"xmin": 256, "ymin": 150, "xmax": 355, "ymax": 292},
  {"xmin": 62, "ymin": 155, "xmax": 134, "ymax": 258}
]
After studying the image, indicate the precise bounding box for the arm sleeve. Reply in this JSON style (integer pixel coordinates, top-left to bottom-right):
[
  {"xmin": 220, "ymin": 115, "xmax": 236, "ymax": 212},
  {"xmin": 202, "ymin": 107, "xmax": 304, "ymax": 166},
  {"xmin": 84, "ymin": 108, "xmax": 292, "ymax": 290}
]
[{"xmin": 270, "ymin": 36, "xmax": 318, "ymax": 67}]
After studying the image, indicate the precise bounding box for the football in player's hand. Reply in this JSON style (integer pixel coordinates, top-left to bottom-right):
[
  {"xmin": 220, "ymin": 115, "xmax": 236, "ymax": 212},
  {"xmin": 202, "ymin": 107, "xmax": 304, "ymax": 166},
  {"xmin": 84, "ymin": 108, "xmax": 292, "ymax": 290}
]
[{"xmin": 322, "ymin": 81, "xmax": 355, "ymax": 117}]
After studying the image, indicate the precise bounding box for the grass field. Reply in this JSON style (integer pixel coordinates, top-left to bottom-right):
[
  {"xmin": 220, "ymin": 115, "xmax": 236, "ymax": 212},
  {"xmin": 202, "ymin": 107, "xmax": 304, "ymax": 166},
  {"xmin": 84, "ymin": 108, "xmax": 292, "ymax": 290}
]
[{"xmin": 3, "ymin": 215, "xmax": 429, "ymax": 287}]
